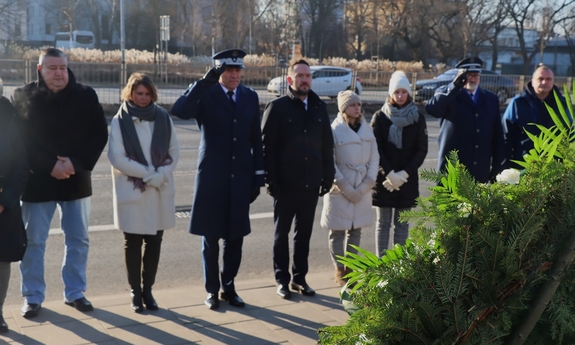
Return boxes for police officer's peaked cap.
[213,49,246,69]
[455,57,483,73]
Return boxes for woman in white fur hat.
[320,90,379,286]
[370,71,428,257]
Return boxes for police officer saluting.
[172,49,264,310]
[425,57,505,183]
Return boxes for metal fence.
[1,59,571,106]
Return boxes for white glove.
[397,170,409,180]
[383,179,398,192]
[143,172,165,188]
[386,170,407,188]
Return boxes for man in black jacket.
[262,59,334,299]
[12,48,108,318]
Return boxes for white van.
[54,30,95,49]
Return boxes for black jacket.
[371,107,428,208]
[12,69,108,202]
[262,87,334,191]
[0,96,29,262]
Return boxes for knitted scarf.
[382,101,419,149]
[118,101,173,191]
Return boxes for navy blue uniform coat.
[171,81,264,240]
[426,84,505,183]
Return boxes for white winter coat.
[320,113,379,230]
[108,111,179,234]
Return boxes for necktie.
[227,91,235,107]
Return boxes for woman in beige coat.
[108,72,179,312]
[320,91,379,286]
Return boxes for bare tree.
[343,0,373,60]
[504,0,575,74]
[0,0,23,42]
[300,0,343,59]
[372,0,435,62]
[257,0,296,60]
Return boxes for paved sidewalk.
[0,272,348,345]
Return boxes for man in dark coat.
[171,49,264,310]
[12,48,108,318]
[0,77,29,332]
[262,59,334,300]
[425,57,505,183]
[502,64,571,169]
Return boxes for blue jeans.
[375,206,410,257]
[20,198,90,304]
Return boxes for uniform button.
[476,129,480,133]
[305,157,308,160]
[232,156,236,160]
[305,184,308,188]
[234,119,237,122]
[304,130,307,133]
[473,162,477,165]
[475,145,479,148]
[475,113,479,117]
[233,137,237,141]
[231,174,235,178]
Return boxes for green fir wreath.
[318,83,575,345]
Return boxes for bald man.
[502,65,571,169]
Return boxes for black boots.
[130,289,143,313]
[142,287,158,310]
[0,315,8,333]
[130,287,158,312]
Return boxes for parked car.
[54,30,96,49]
[267,66,362,98]
[414,69,517,105]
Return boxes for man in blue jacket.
[502,64,570,168]
[426,57,505,183]
[171,49,264,310]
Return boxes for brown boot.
[334,267,347,286]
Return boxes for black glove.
[267,183,280,199]
[250,187,260,203]
[319,180,333,197]
[201,62,227,86]
[453,72,468,89]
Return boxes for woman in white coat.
[320,91,379,286]
[108,72,179,312]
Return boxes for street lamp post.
[120,0,126,99]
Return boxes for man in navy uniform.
[172,49,264,310]
[425,57,505,183]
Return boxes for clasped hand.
[51,156,75,180]
[383,170,409,192]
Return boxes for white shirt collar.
[220,84,237,100]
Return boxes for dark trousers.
[124,231,164,291]
[202,236,243,294]
[273,189,319,285]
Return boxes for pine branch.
[507,226,575,344]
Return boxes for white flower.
[496,168,521,185]
[458,202,472,217]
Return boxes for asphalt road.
[4,115,439,307]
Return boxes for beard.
[292,84,310,96]
[465,83,478,92]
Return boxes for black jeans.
[123,230,164,290]
[273,189,319,285]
